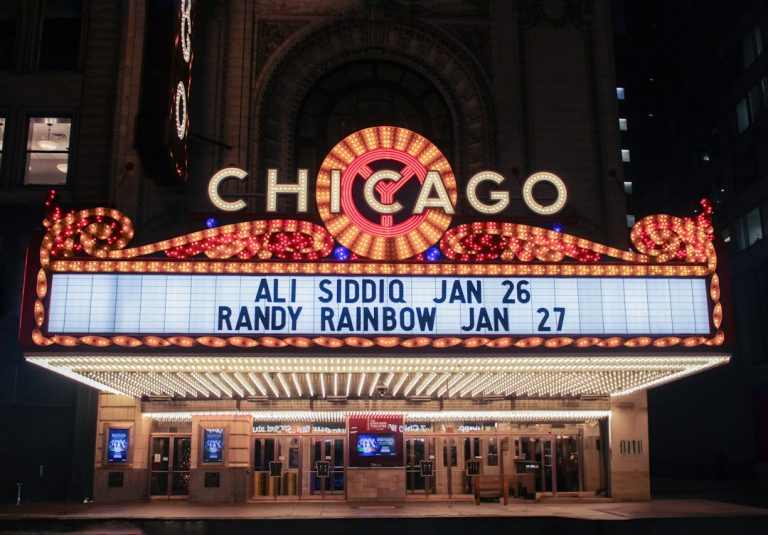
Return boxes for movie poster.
[107,428,129,463]
[203,428,224,463]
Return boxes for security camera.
[375,383,388,397]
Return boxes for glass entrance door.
[517,436,555,493]
[441,436,459,496]
[309,437,345,496]
[252,437,300,497]
[252,437,275,497]
[462,435,483,494]
[405,437,436,494]
[556,435,583,492]
[149,435,191,498]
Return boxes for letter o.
[175,81,187,140]
[522,171,568,215]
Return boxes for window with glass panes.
[37,0,82,70]
[25,117,71,185]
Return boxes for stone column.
[189,415,251,503]
[92,393,150,503]
[609,390,650,500]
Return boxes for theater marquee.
[47,274,710,337]
[22,126,725,352]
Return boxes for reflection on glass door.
[149,435,191,498]
[405,437,436,494]
[310,437,345,495]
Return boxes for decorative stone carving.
[253,10,497,179]
[254,20,311,75]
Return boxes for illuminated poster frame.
[106,428,129,463]
[202,428,224,463]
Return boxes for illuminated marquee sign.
[23,127,725,353]
[208,126,567,259]
[46,274,710,337]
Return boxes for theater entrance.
[405,437,436,494]
[148,435,191,499]
[427,432,589,499]
[251,436,300,498]
[307,436,346,497]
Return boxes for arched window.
[295,60,454,179]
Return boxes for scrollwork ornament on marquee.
[438,199,716,268]
[629,198,717,272]
[40,190,135,266]
[40,190,333,264]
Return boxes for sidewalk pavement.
[1,497,766,521]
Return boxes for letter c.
[208,167,248,212]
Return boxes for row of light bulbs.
[141,409,612,423]
[25,354,729,400]
[30,354,731,371]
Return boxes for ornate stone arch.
[252,10,497,191]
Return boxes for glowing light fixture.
[142,409,612,423]
[24,354,730,400]
[425,246,441,262]
[334,245,350,261]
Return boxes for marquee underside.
[25,354,729,400]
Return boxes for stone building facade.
[3,0,725,503]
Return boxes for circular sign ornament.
[317,126,457,260]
